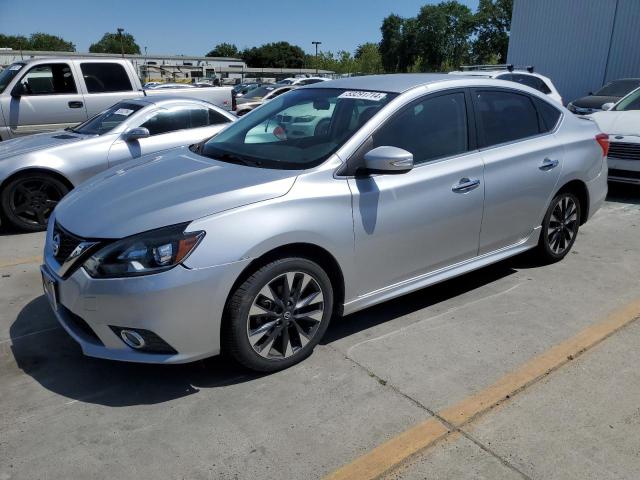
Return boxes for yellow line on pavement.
[323,298,640,480]
[0,255,42,269]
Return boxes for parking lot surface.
[1,184,639,480]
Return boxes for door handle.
[539,158,559,171]
[68,101,83,109]
[452,177,480,193]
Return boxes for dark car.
[568,78,640,115]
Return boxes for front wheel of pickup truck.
[1,173,69,232]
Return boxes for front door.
[348,90,485,297]
[2,62,87,137]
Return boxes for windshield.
[201,88,397,170]
[243,85,279,100]
[595,79,640,97]
[0,63,25,93]
[614,88,640,111]
[70,102,144,135]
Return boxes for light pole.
[117,28,125,58]
[144,46,148,82]
[312,41,322,74]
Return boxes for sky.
[0,0,479,57]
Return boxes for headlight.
[83,223,204,278]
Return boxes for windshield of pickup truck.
[201,88,397,170]
[242,85,278,100]
[69,102,144,135]
[0,63,24,93]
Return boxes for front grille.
[608,142,640,161]
[53,223,84,263]
[609,168,640,180]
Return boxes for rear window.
[595,79,640,97]
[80,62,133,93]
[475,90,540,147]
[535,98,562,132]
[498,73,552,95]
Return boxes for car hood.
[590,111,640,136]
[55,146,299,239]
[571,95,619,109]
[0,130,92,160]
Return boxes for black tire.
[222,257,334,372]
[534,191,581,264]
[1,173,69,232]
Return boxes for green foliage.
[241,42,306,68]
[89,32,141,55]
[206,43,239,58]
[380,0,513,72]
[0,33,75,51]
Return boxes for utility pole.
[312,41,322,74]
[144,46,148,82]
[117,28,125,58]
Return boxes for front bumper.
[608,157,640,184]
[41,250,250,364]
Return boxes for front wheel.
[534,191,581,263]
[222,257,333,372]
[1,173,69,232]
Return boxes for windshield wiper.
[64,127,80,134]
[210,152,262,167]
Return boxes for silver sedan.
[43,75,608,371]
[0,96,235,231]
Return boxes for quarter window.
[372,92,469,165]
[20,63,77,95]
[80,63,133,93]
[475,90,540,147]
[534,98,562,132]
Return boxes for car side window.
[80,63,133,93]
[475,90,540,147]
[371,92,469,165]
[140,106,227,135]
[534,98,562,132]
[19,63,77,95]
[208,109,231,124]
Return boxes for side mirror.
[601,102,615,111]
[10,82,26,98]
[122,127,150,142]
[362,146,414,174]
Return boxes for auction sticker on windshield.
[114,108,134,116]
[338,91,387,101]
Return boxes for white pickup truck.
[0,57,235,140]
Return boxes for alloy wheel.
[8,177,65,228]
[547,195,578,255]
[246,271,324,359]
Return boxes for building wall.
[507,0,640,103]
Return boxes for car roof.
[118,95,213,108]
[305,74,459,93]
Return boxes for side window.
[372,92,468,165]
[534,98,562,132]
[80,63,133,93]
[475,90,540,147]
[20,63,77,95]
[208,109,231,124]
[140,109,189,135]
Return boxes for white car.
[590,87,640,184]
[277,77,330,86]
[449,68,562,105]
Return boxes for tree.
[472,0,513,64]
[0,33,75,51]
[379,14,404,73]
[354,43,383,74]
[206,42,239,58]
[89,32,141,55]
[241,42,305,68]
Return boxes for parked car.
[276,77,330,86]
[42,74,608,372]
[0,57,234,140]
[0,96,235,231]
[449,67,562,104]
[234,84,297,116]
[234,82,266,97]
[567,78,640,115]
[143,81,162,89]
[589,87,640,184]
[148,82,197,89]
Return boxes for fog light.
[120,329,146,349]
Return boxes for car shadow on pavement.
[10,296,264,408]
[606,183,640,205]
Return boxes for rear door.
[1,62,87,136]
[107,104,232,167]
[78,62,140,117]
[473,88,564,254]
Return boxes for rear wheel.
[534,191,581,263]
[1,173,69,232]
[223,257,333,372]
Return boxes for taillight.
[595,133,609,157]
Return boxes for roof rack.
[459,64,535,73]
